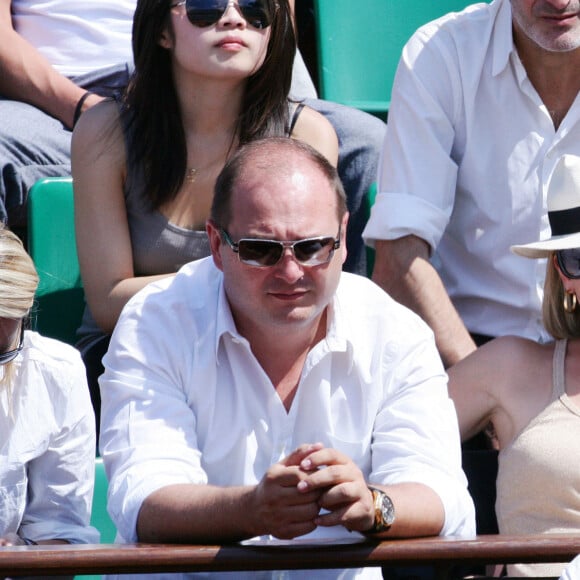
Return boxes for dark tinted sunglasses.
[170,0,275,29]
[556,248,580,279]
[220,228,341,267]
[0,323,24,366]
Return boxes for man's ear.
[339,212,349,266]
[206,220,224,272]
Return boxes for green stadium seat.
[313,0,488,119]
[27,177,84,346]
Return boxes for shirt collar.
[491,0,517,77]
[214,273,244,358]
[212,274,355,371]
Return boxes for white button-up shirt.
[363,0,580,341]
[0,331,98,544]
[100,257,475,579]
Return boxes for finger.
[318,481,372,512]
[297,463,350,493]
[299,447,349,472]
[315,499,373,532]
[280,443,324,467]
[272,520,318,540]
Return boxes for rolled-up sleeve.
[370,318,475,538]
[100,297,209,542]
[363,25,462,251]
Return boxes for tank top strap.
[552,339,568,398]
[288,102,306,135]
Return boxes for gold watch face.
[371,487,395,531]
[379,493,395,527]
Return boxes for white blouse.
[0,331,98,544]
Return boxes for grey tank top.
[77,101,303,347]
[76,131,210,347]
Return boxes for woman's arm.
[447,336,550,447]
[72,102,172,334]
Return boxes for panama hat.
[512,154,580,258]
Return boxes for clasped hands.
[252,442,375,540]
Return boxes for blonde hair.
[543,252,580,339]
[0,226,39,389]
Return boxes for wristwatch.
[366,486,395,533]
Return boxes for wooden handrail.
[0,535,578,576]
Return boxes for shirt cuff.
[362,191,449,251]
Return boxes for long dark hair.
[122,0,295,209]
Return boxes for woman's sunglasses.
[557,248,580,279]
[220,228,341,268]
[0,323,24,366]
[170,0,275,29]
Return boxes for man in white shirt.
[99,137,474,580]
[363,0,580,368]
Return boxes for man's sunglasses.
[0,323,24,366]
[170,0,275,29]
[556,248,580,279]
[220,228,341,268]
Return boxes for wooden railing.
[0,535,579,578]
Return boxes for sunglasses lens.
[185,0,272,28]
[238,240,282,266]
[294,237,335,265]
[558,249,580,279]
[239,0,272,28]
[185,0,223,27]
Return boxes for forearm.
[136,484,261,543]
[87,274,175,334]
[373,237,476,367]
[0,31,99,127]
[370,483,444,538]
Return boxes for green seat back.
[91,458,116,544]
[27,177,84,346]
[365,182,377,278]
[76,458,117,580]
[313,0,487,118]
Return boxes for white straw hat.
[512,154,580,258]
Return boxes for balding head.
[210,138,347,229]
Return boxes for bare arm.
[372,236,476,367]
[137,445,324,543]
[447,348,500,443]
[0,0,103,128]
[72,103,172,334]
[448,336,553,447]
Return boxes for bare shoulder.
[71,100,125,170]
[449,336,555,445]
[449,335,554,401]
[456,336,550,383]
[290,104,339,166]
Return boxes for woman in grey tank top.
[71,0,338,436]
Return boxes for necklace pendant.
[187,168,198,184]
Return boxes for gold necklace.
[186,167,199,184]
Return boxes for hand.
[0,533,26,546]
[251,443,324,539]
[296,447,375,533]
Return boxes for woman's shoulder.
[72,98,124,157]
[22,331,84,373]
[289,102,339,166]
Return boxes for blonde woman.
[0,226,98,547]
[449,155,580,578]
